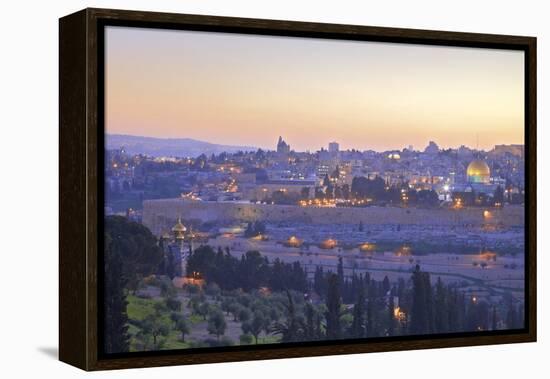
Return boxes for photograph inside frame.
[102,26,526,354]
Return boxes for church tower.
[171,218,188,276]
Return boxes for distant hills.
[106,134,257,158]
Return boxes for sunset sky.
[105,26,524,152]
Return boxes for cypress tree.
[410,265,432,335]
[366,279,377,337]
[314,266,326,297]
[325,274,342,339]
[304,302,320,340]
[271,290,301,342]
[434,277,449,333]
[104,236,130,353]
[382,276,390,294]
[387,294,396,336]
[350,282,366,338]
[337,257,345,289]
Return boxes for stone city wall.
[142,198,524,236]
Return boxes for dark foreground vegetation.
[104,216,524,353]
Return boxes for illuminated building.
[160,218,196,280]
[316,163,331,179]
[466,159,491,184]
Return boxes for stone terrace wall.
[142,199,524,236]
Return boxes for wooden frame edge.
[59,8,88,370]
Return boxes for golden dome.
[171,218,187,233]
[466,159,490,184]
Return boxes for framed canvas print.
[59,8,536,371]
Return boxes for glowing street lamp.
[320,238,337,249]
[286,235,303,248]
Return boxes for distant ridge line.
[106,133,258,158]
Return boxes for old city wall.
[142,199,524,235]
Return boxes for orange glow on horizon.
[106,27,524,152]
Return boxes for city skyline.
[107,132,522,155]
[105,26,524,152]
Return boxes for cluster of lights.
[393,306,406,322]
[359,242,376,252]
[401,189,409,203]
[217,165,238,173]
[110,160,134,169]
[225,178,238,193]
[299,198,336,207]
[153,156,179,163]
[181,192,202,201]
[185,271,204,285]
[343,198,372,206]
[395,245,412,257]
[453,198,463,209]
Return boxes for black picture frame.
[59,8,537,371]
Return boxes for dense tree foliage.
[271,291,303,342]
[325,274,342,339]
[410,264,433,334]
[103,216,165,353]
[207,310,227,340]
[116,236,521,350]
[105,216,164,291]
[351,176,386,200]
[103,234,129,353]
[186,246,308,292]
